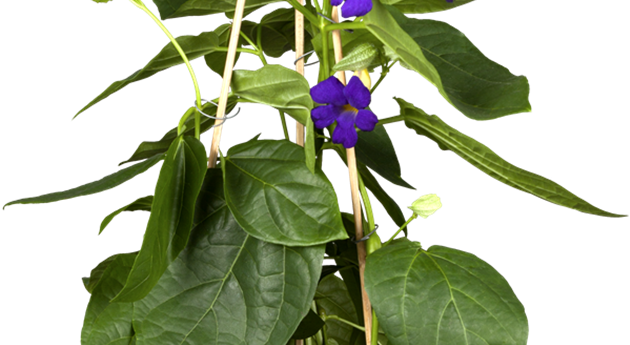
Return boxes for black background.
[0,0,630,341]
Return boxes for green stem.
[130,0,202,137]
[377,115,404,126]
[325,315,366,332]
[383,215,416,247]
[287,0,320,25]
[320,22,331,78]
[312,0,322,14]
[177,107,196,135]
[323,22,367,33]
[358,175,374,232]
[214,47,259,55]
[370,62,395,94]
[279,111,290,140]
[239,30,267,65]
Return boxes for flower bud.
[408,194,442,219]
[353,69,372,89]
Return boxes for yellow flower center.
[343,104,358,113]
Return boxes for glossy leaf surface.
[4,154,163,209]
[316,275,363,345]
[356,125,413,189]
[398,98,625,217]
[100,196,153,234]
[152,0,281,19]
[292,309,326,339]
[364,4,530,120]
[81,253,137,345]
[365,239,528,345]
[76,32,219,116]
[204,24,243,76]
[223,140,347,246]
[133,168,324,344]
[232,65,313,125]
[114,136,207,302]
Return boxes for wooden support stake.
[295,0,306,147]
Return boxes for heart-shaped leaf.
[365,239,528,345]
[132,168,324,344]
[222,139,348,246]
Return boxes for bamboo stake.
[331,7,372,344]
[207,0,248,168]
[295,4,306,345]
[295,0,306,147]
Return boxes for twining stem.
[215,47,259,55]
[130,0,202,138]
[207,0,248,167]
[279,111,290,140]
[287,0,320,25]
[239,31,268,65]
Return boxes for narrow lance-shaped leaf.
[381,0,476,15]
[4,153,163,209]
[99,196,153,234]
[76,32,220,117]
[397,97,625,217]
[132,168,324,345]
[120,98,237,165]
[365,239,528,345]
[113,136,207,302]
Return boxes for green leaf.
[232,65,313,125]
[333,43,380,72]
[382,0,475,14]
[363,3,530,120]
[120,98,237,165]
[316,275,363,345]
[132,168,324,344]
[204,24,244,76]
[4,154,163,209]
[152,0,281,19]
[305,116,316,173]
[222,139,348,246]
[356,125,413,189]
[251,8,314,58]
[76,32,220,117]
[81,252,137,345]
[292,309,326,339]
[83,254,119,294]
[313,29,387,73]
[365,239,528,345]
[333,147,408,234]
[398,97,626,217]
[113,136,207,302]
[99,196,153,234]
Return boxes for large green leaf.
[363,4,530,120]
[132,168,324,344]
[76,32,220,117]
[120,98,237,165]
[222,139,348,246]
[232,65,313,125]
[292,309,326,340]
[81,252,137,345]
[382,0,475,14]
[249,8,314,58]
[82,255,119,294]
[4,154,163,209]
[365,239,528,345]
[356,125,413,189]
[114,136,207,302]
[398,98,625,217]
[99,196,153,234]
[316,275,363,345]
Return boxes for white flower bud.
[407,193,444,219]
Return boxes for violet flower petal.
[344,76,371,109]
[333,124,359,148]
[310,76,347,106]
[355,109,378,131]
[331,0,343,6]
[341,0,373,18]
[311,104,342,129]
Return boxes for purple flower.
[331,0,373,18]
[446,0,454,2]
[310,76,378,148]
